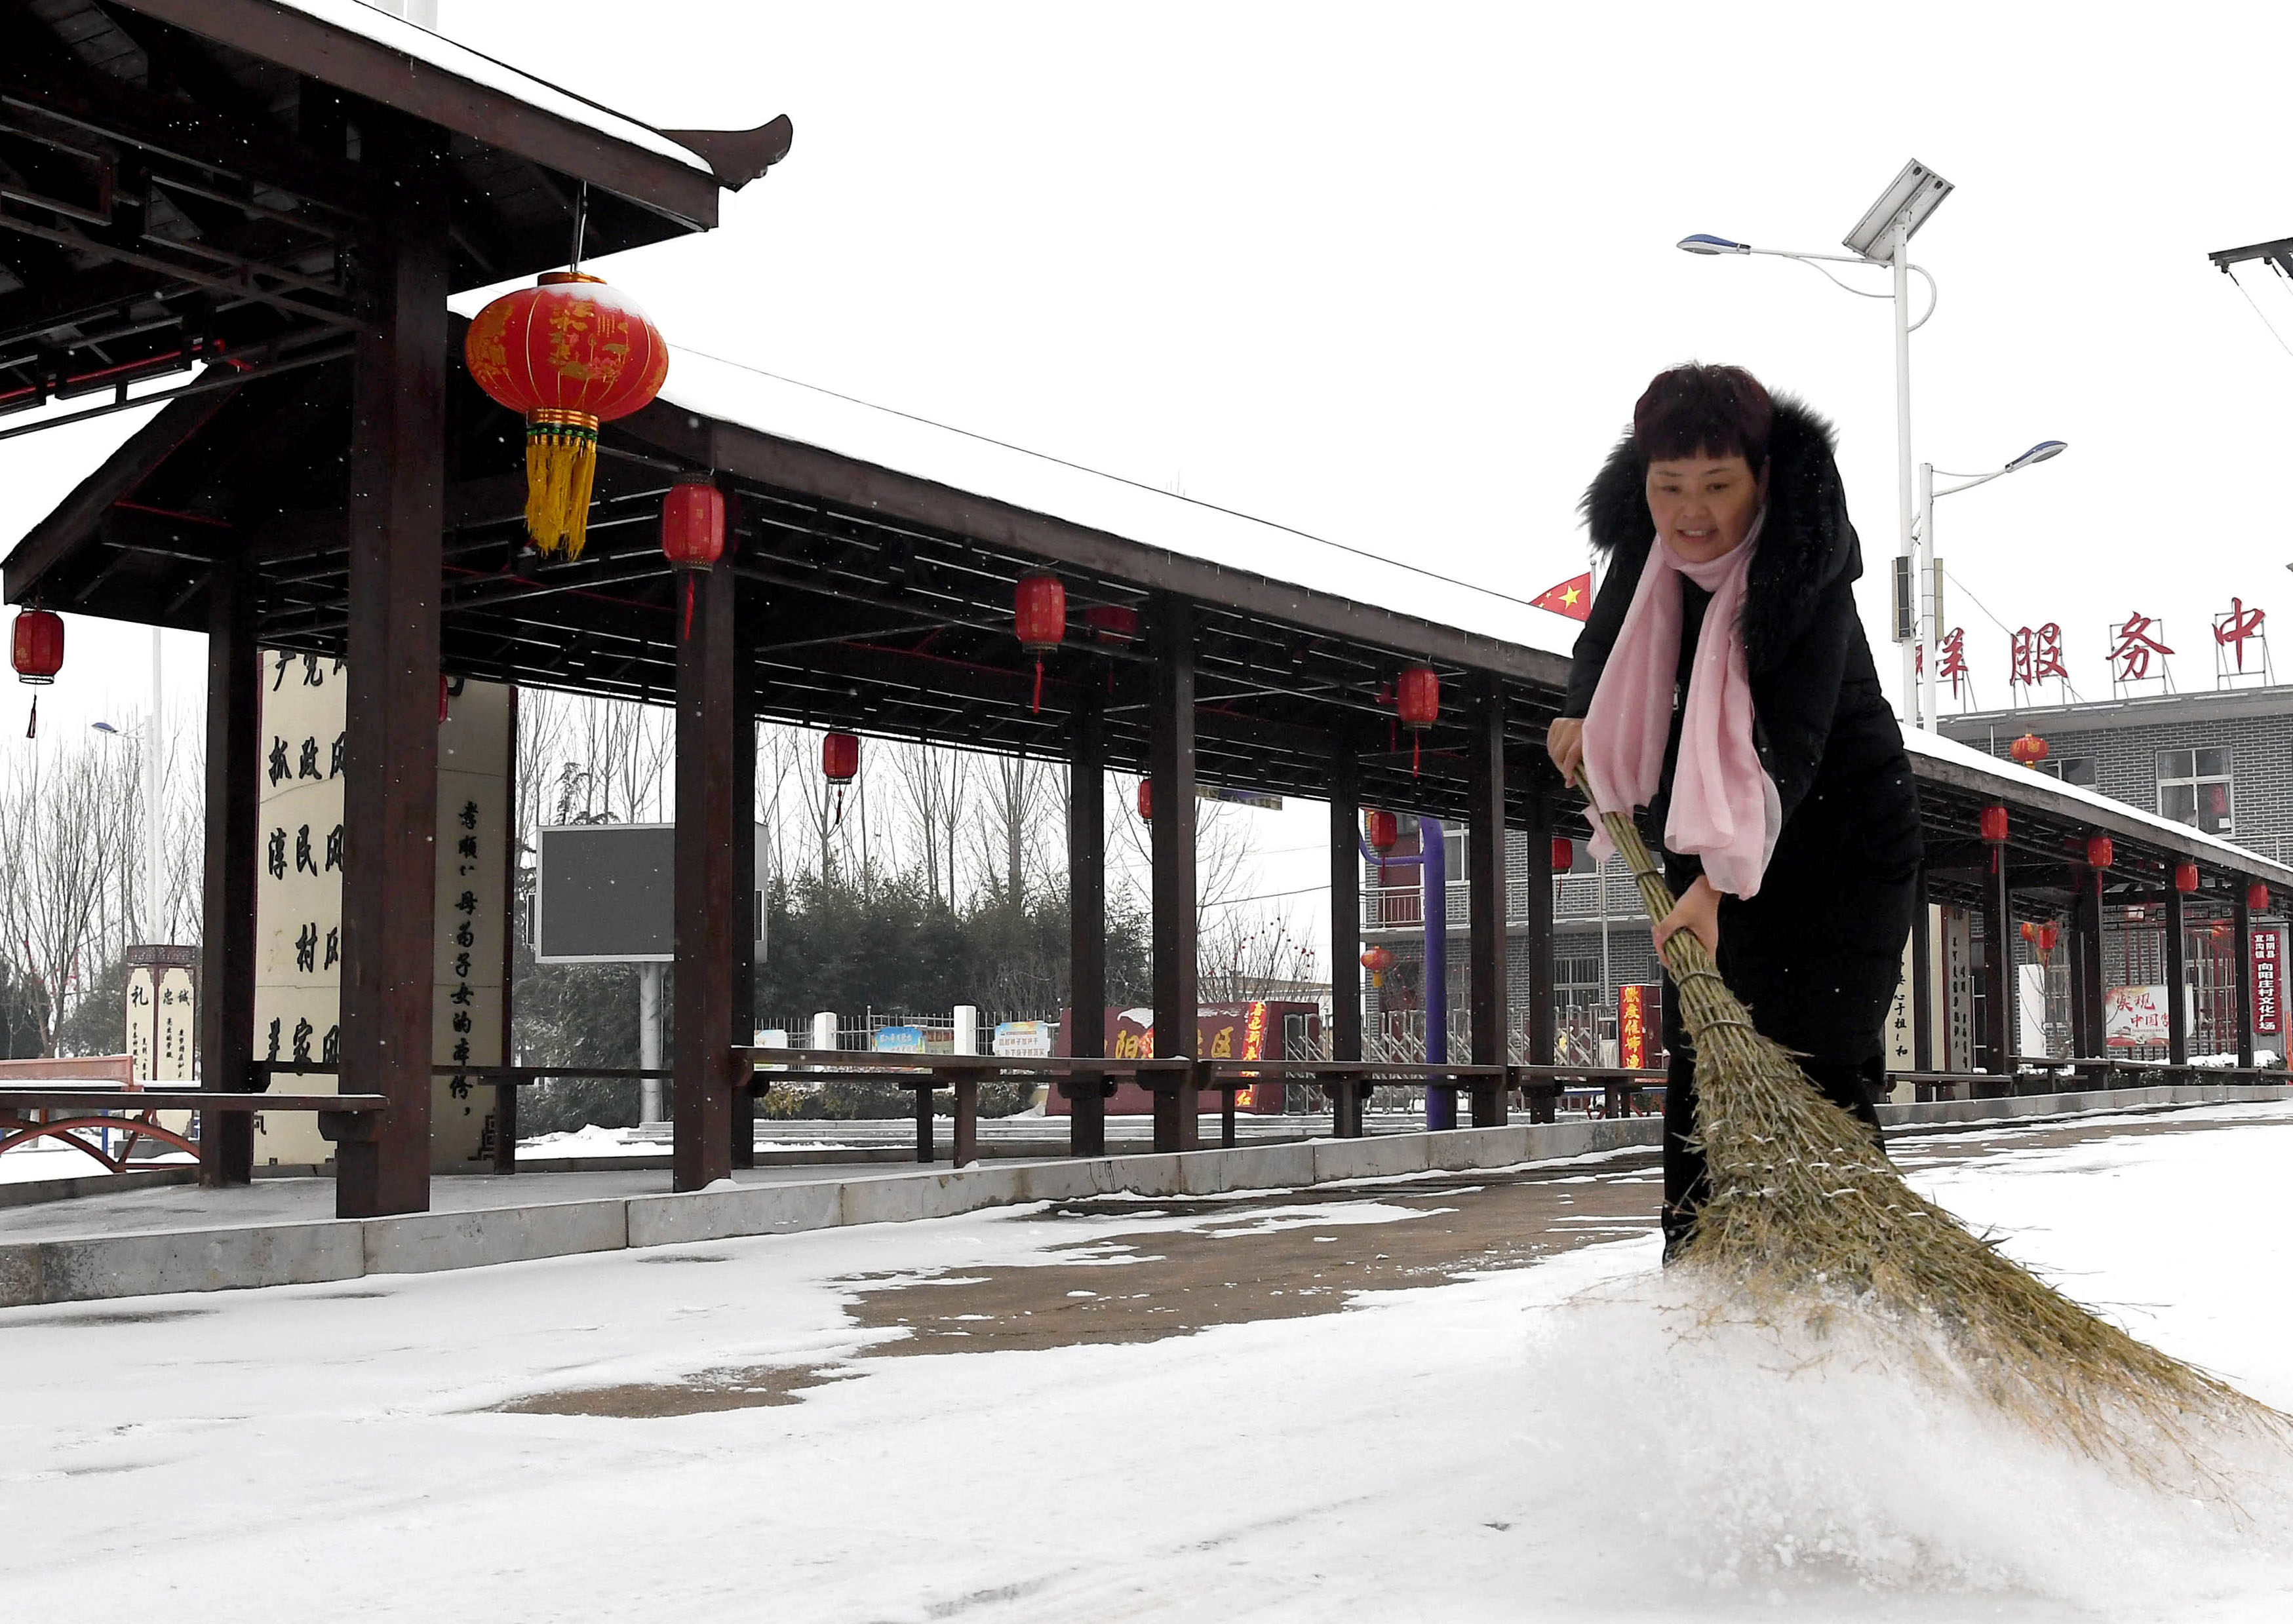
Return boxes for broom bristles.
[1586,789,2290,1492]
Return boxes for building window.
[2041,756,2096,788]
[2156,747,2233,836]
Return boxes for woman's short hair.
[1632,364,1774,469]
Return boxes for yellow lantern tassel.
[525,410,601,558]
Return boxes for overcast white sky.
[6,0,2293,963]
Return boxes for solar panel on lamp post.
[1677,159,1955,726]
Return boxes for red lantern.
[2039,922,2059,956]
[12,609,60,739]
[1136,779,1153,823]
[1361,944,1396,988]
[2174,861,2199,895]
[2250,882,2271,914]
[2085,836,2113,871]
[1365,809,1398,855]
[1013,574,1066,714]
[1394,665,1439,776]
[2008,733,2049,768]
[464,271,671,558]
[822,731,859,824]
[2020,920,2037,945]
[1550,836,1574,874]
[1084,604,1139,644]
[660,474,726,640]
[1980,805,2009,844]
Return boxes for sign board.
[2106,984,2172,1049]
[872,1025,927,1054]
[125,944,197,1085]
[992,1020,1053,1058]
[2254,929,2283,1037]
[2017,964,2050,1059]
[1049,1003,1313,1115]
[1199,785,1283,812]
[1617,984,1659,1070]
[1943,906,1974,1070]
[534,822,766,963]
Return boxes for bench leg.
[1066,1075,1107,1159]
[915,1086,935,1163]
[1221,1088,1237,1148]
[953,1079,978,1169]
[1470,1079,1506,1127]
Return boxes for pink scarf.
[1582,513,1781,899]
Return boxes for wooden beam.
[672,559,736,1190]
[1981,847,2011,1075]
[2071,865,2105,1060]
[729,577,758,1171]
[1148,593,1198,1152]
[1466,676,1508,1126]
[1067,680,1107,1158]
[1524,788,1556,1122]
[196,547,258,1186]
[2165,883,2189,1066]
[336,142,448,1218]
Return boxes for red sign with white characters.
[2253,930,2282,1037]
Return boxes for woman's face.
[1646,450,1763,564]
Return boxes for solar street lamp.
[1679,159,1954,723]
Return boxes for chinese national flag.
[1532,571,1593,621]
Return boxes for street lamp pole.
[1914,441,2068,729]
[1890,214,1918,722]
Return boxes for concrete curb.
[3,1085,2281,1309]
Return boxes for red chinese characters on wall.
[2216,598,2266,670]
[1936,627,1969,697]
[1617,983,1661,1071]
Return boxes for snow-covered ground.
[4,1106,2291,1621]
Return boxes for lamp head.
[90,721,118,735]
[1676,233,1749,256]
[2007,440,2068,471]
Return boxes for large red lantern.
[2085,836,2113,871]
[13,609,60,738]
[1394,665,1439,776]
[1550,836,1575,874]
[1013,574,1065,714]
[2250,882,2272,914]
[822,731,859,824]
[1364,808,1398,883]
[660,474,726,640]
[464,271,671,558]
[1136,779,1153,823]
[2008,733,2049,769]
[1361,944,1396,988]
[1980,805,2009,844]
[2174,861,2199,895]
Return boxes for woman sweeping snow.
[1545,363,1922,1255]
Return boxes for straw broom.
[1582,781,2292,1490]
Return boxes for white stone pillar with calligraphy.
[250,652,511,1171]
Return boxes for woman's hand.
[1546,716,1585,784]
[1653,874,1721,957]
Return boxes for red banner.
[1531,572,1593,621]
[1618,983,1660,1070]
[2254,931,2282,1037]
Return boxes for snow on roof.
[281,1,710,174]
[652,346,1580,661]
[1902,725,2289,880]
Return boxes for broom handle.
[1572,772,1750,1054]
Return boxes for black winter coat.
[1561,398,1922,1062]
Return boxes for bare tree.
[973,753,1049,904]
[892,741,970,906]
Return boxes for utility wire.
[2224,265,2293,362]
[671,341,1561,615]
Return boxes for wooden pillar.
[1911,867,1934,1073]
[1067,684,1107,1157]
[1980,845,2011,1075]
[1465,678,1508,1126]
[671,559,737,1191]
[729,596,758,1170]
[2235,883,2256,1068]
[1328,743,1361,1129]
[338,141,449,1220]
[493,686,521,1176]
[1525,789,1556,1123]
[1148,594,1199,1152]
[2071,864,2105,1061]
[2165,884,2189,1067]
[197,552,260,1187]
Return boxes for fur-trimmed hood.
[1578,396,1860,674]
